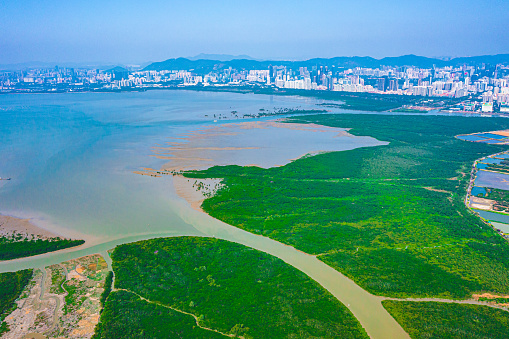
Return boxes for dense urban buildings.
[1,57,509,113]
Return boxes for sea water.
[0,90,384,266]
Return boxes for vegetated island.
[93,236,368,339]
[0,215,84,261]
[0,215,85,260]
[182,114,509,299]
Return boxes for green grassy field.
[382,300,509,339]
[95,237,368,339]
[184,114,509,298]
[0,270,33,335]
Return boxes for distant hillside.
[143,54,509,73]
[187,53,256,61]
[449,54,509,66]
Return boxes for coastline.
[172,176,222,212]
[158,119,365,212]
[154,120,376,172]
[0,214,62,240]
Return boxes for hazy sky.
[1,0,508,64]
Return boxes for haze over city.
[1,0,508,65]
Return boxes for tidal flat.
[0,90,381,270]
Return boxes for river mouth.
[0,90,384,264]
[0,90,411,338]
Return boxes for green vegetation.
[93,290,225,339]
[95,237,368,339]
[485,188,509,204]
[482,187,509,212]
[0,237,84,261]
[0,270,33,335]
[49,265,66,294]
[382,300,509,339]
[478,297,509,304]
[63,284,82,315]
[245,108,328,118]
[185,114,509,298]
[391,108,429,113]
[100,271,113,308]
[176,86,451,111]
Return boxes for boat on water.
[0,177,11,180]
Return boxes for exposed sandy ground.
[2,255,108,339]
[490,130,509,137]
[232,120,353,134]
[155,120,354,172]
[0,214,60,240]
[172,176,223,212]
[472,293,509,307]
[469,196,496,210]
[134,119,364,213]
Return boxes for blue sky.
[1,0,508,64]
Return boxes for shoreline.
[172,176,222,213]
[155,119,374,172]
[0,214,63,240]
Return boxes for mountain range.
[144,54,509,73]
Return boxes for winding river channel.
[0,90,408,338]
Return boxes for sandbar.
[0,214,60,240]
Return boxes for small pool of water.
[458,135,489,142]
[471,186,487,196]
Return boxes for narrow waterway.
[0,192,409,338]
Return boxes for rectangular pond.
[490,221,509,234]
[477,133,509,140]
[457,135,490,142]
[477,210,509,224]
[480,158,503,165]
[475,170,509,190]
[480,139,505,144]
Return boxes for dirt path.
[383,296,509,311]
[116,288,238,338]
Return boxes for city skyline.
[1,0,508,64]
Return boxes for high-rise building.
[389,79,398,91]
